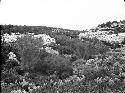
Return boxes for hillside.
[1,20,125,93]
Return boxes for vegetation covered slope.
[1,20,125,93]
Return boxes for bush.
[70,38,109,60]
[71,41,95,60]
[94,40,109,54]
[71,54,125,92]
[14,66,25,76]
[3,60,20,70]
[1,41,13,65]
[57,46,74,55]
[39,48,51,60]
[54,35,72,46]
[13,34,44,69]
[1,39,21,73]
[33,62,51,75]
[33,55,73,79]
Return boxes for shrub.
[3,60,20,70]
[33,61,51,75]
[51,35,84,55]
[94,40,109,54]
[13,34,44,69]
[33,55,73,79]
[57,46,74,55]
[54,35,70,45]
[39,48,51,60]
[1,41,13,65]
[1,67,20,84]
[1,39,21,74]
[14,66,25,76]
[70,38,109,60]
[73,54,125,92]
[3,75,19,84]
[71,41,96,60]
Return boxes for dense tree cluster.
[97,20,125,33]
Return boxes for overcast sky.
[0,0,125,30]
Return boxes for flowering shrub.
[1,40,21,69]
[45,47,59,55]
[1,33,24,43]
[79,31,125,44]
[34,34,56,46]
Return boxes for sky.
[0,0,125,30]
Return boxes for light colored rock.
[78,31,125,44]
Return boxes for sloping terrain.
[1,20,125,93]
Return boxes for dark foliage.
[1,42,12,65]
[14,66,25,76]
[1,69,20,84]
[21,85,29,92]
[39,49,51,60]
[70,55,78,62]
[32,55,73,79]
[1,25,81,37]
[57,46,74,55]
[70,39,109,60]
[33,62,51,75]
[57,66,73,79]
[4,76,17,84]
[98,20,125,33]
[3,60,20,70]
[1,39,21,67]
[121,38,125,44]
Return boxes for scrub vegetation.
[1,20,125,93]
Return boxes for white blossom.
[8,52,17,60]
[2,33,56,46]
[34,34,56,45]
[20,79,29,86]
[11,89,22,93]
[78,31,125,44]
[45,47,59,55]
[2,33,24,43]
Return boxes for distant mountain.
[1,20,124,36]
